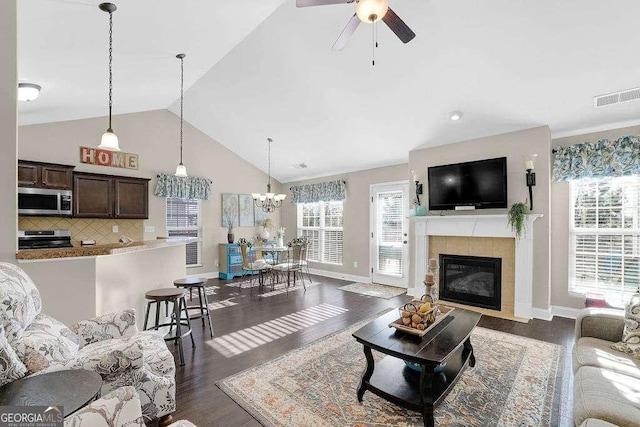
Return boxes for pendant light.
[252,138,287,213]
[98,3,120,151]
[174,54,188,177]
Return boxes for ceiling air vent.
[594,87,640,108]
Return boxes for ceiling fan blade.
[297,0,354,7]
[332,13,360,51]
[382,7,416,44]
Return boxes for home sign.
[80,146,138,170]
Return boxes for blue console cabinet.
[218,243,256,280]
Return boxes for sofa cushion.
[13,313,79,375]
[574,366,640,427]
[574,336,640,378]
[0,262,42,343]
[63,386,144,427]
[0,324,27,387]
[611,292,640,359]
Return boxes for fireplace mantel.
[412,214,542,319]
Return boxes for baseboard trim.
[308,268,370,284]
[550,305,582,319]
[188,271,218,280]
[531,307,553,321]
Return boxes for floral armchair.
[0,262,176,422]
[64,386,195,427]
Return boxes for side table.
[0,369,102,417]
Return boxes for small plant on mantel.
[508,201,528,240]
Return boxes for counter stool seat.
[173,277,214,338]
[143,287,194,366]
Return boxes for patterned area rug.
[338,282,407,299]
[218,320,563,426]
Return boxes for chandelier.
[252,137,287,213]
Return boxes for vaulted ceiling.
[18,0,640,182]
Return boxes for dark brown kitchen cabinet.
[114,177,148,219]
[73,172,149,219]
[73,174,114,218]
[18,160,74,190]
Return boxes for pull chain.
[371,21,379,66]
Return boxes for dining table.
[253,245,289,265]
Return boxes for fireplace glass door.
[439,254,502,310]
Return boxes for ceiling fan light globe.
[98,130,120,151]
[356,0,388,23]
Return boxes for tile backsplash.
[19,217,144,246]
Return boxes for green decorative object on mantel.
[508,202,529,239]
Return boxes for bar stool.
[143,288,194,366]
[173,277,214,338]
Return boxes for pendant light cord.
[267,137,272,192]
[179,56,184,164]
[107,10,113,130]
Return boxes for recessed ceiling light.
[448,111,463,121]
[18,83,42,102]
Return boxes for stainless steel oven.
[18,187,72,216]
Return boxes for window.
[166,198,202,267]
[569,176,640,297]
[297,201,344,265]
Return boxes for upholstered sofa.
[64,386,194,427]
[573,308,640,426]
[0,262,176,422]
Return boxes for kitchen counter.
[16,238,196,261]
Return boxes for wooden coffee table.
[352,307,481,427]
[0,369,102,416]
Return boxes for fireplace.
[439,254,502,311]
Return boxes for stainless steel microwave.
[18,187,72,216]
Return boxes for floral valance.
[552,136,640,182]
[154,173,212,200]
[290,180,346,204]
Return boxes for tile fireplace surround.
[412,214,542,320]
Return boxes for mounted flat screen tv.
[427,157,508,210]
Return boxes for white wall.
[0,0,18,262]
[18,110,282,275]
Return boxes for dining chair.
[272,238,306,292]
[239,242,272,291]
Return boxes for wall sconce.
[411,170,423,205]
[525,155,537,211]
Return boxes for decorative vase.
[260,228,270,240]
[409,208,416,217]
[277,236,284,247]
[227,231,234,244]
[416,205,427,216]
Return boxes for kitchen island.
[17,238,195,327]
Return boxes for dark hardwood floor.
[164,274,576,427]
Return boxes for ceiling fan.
[297,0,415,51]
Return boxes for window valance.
[154,173,212,200]
[290,180,346,204]
[552,136,640,182]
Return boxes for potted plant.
[508,202,528,239]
